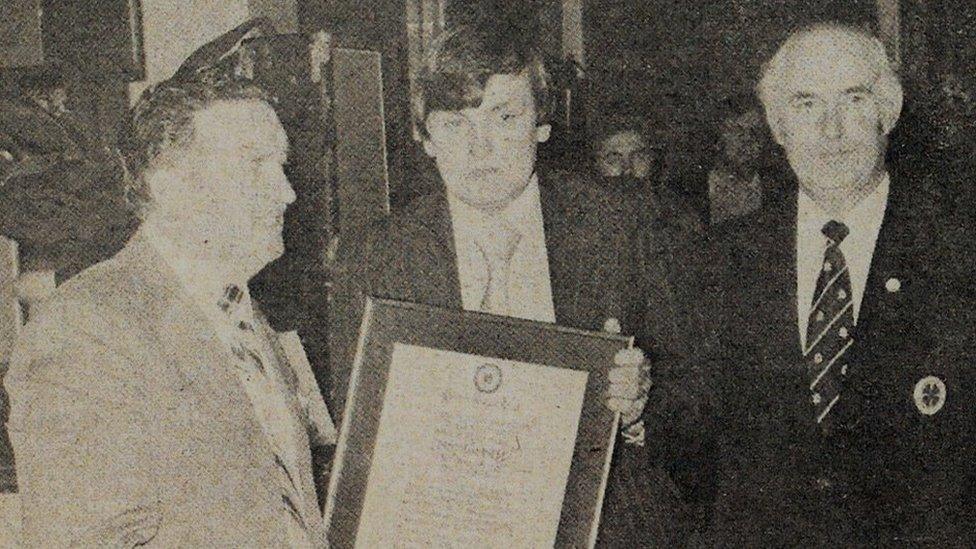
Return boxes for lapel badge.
[885,277,902,293]
[913,375,946,416]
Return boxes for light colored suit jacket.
[6,232,329,547]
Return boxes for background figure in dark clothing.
[588,110,704,256]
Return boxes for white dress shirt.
[447,175,556,323]
[796,174,890,348]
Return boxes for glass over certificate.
[324,298,629,548]
[357,344,586,547]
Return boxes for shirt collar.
[797,173,890,237]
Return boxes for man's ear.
[879,82,904,136]
[535,123,551,144]
[142,164,167,198]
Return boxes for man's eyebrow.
[247,145,289,161]
[789,92,817,100]
[488,97,528,112]
[844,85,872,95]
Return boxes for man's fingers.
[603,318,622,334]
[74,505,162,548]
[608,364,641,384]
[607,381,642,400]
[606,397,636,414]
[613,347,646,367]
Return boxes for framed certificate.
[324,297,630,548]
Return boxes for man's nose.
[820,105,845,140]
[274,167,296,204]
[467,124,494,158]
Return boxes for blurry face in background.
[770,29,892,205]
[145,100,295,277]
[595,130,652,180]
[423,73,551,213]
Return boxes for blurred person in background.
[588,110,704,254]
[706,105,773,224]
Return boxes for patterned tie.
[805,220,855,425]
[476,224,522,315]
[217,285,309,536]
[218,285,267,374]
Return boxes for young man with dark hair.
[327,23,692,544]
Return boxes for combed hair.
[756,22,903,136]
[414,23,551,139]
[117,79,269,219]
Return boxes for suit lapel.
[114,235,283,496]
[845,172,939,407]
[402,190,463,309]
[539,178,575,326]
[732,186,803,362]
[856,173,928,339]
[252,309,322,523]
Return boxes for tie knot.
[479,221,522,266]
[822,220,849,244]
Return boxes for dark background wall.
[295,0,885,213]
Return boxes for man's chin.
[453,182,530,213]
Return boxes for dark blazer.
[670,164,976,545]
[325,169,692,545]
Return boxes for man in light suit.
[325,23,692,545]
[660,23,976,545]
[5,76,333,546]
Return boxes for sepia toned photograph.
[0,0,974,546]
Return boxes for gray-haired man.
[662,22,973,545]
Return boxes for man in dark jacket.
[660,22,976,545]
[325,22,692,546]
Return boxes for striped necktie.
[804,220,854,425]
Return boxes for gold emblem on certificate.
[474,363,503,393]
[913,375,946,416]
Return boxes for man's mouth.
[467,168,498,179]
[819,149,853,159]
[263,212,285,229]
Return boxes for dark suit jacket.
[669,164,976,545]
[325,169,692,546]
